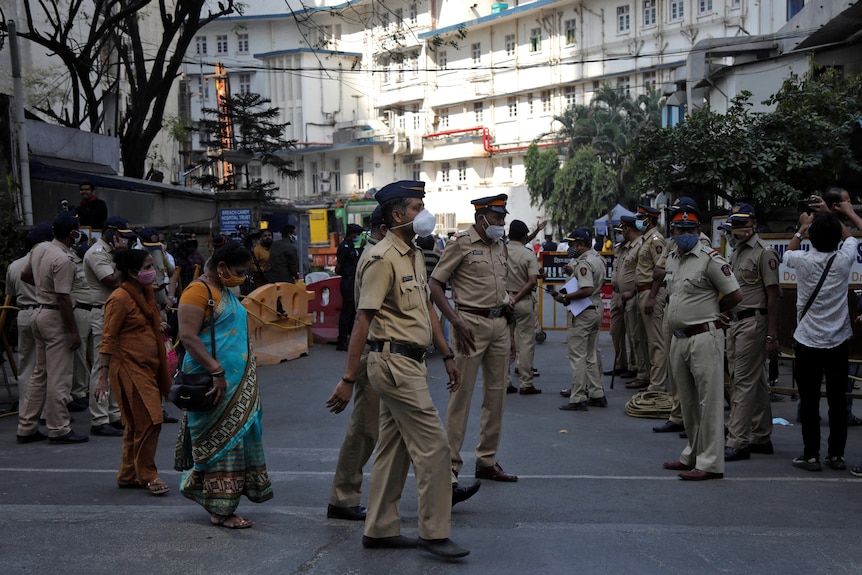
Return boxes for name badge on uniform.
[401,275,413,282]
[471,250,484,255]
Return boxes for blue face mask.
[635,219,647,232]
[567,246,579,258]
[674,231,699,252]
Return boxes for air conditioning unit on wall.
[320,182,332,194]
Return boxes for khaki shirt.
[635,225,666,285]
[354,236,378,303]
[571,248,606,308]
[619,236,642,293]
[71,250,88,304]
[357,232,432,348]
[657,232,711,268]
[505,241,540,294]
[730,233,779,310]
[26,239,77,306]
[665,244,740,330]
[431,225,508,309]
[253,244,271,273]
[611,242,626,292]
[82,238,117,305]
[5,255,38,307]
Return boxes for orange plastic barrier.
[307,276,343,344]
[242,282,314,365]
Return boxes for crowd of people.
[7,178,862,552]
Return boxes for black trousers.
[793,341,848,458]
[338,279,356,346]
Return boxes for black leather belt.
[732,308,768,321]
[75,303,104,311]
[458,306,506,318]
[672,320,725,339]
[367,340,427,363]
[38,304,60,310]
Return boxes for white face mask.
[391,208,437,237]
[482,215,505,243]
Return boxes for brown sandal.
[146,478,170,496]
[211,514,253,529]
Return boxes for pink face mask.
[136,269,157,285]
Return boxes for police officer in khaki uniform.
[607,221,637,378]
[325,206,386,521]
[6,224,53,406]
[505,219,542,394]
[618,215,651,388]
[80,217,136,437]
[430,194,518,484]
[634,205,669,393]
[556,228,607,410]
[724,203,780,460]
[16,213,88,444]
[336,181,473,558]
[661,207,742,480]
[651,197,712,434]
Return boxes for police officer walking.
[724,203,781,461]
[336,181,474,558]
[661,207,742,480]
[430,194,518,483]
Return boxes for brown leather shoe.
[518,387,542,395]
[662,460,694,471]
[679,469,723,481]
[475,462,518,482]
[625,379,649,390]
[559,388,571,397]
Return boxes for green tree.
[12,0,243,179]
[549,146,618,233]
[190,92,301,198]
[524,143,560,203]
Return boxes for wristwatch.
[766,335,777,343]
[794,232,804,240]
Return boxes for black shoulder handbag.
[168,281,217,412]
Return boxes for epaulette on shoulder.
[371,254,384,260]
[705,247,721,257]
[453,231,468,239]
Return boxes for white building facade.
[183,0,803,234]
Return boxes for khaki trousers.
[73,307,121,426]
[329,345,379,507]
[609,292,628,371]
[17,309,73,438]
[365,350,451,540]
[512,295,538,389]
[663,312,683,425]
[638,288,668,391]
[15,309,36,402]
[726,314,773,449]
[671,326,725,474]
[625,296,649,380]
[566,307,603,403]
[115,382,162,484]
[447,313,509,476]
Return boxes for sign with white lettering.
[761,233,862,288]
[220,208,252,232]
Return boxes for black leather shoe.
[452,480,481,506]
[559,401,588,411]
[518,387,542,395]
[559,388,571,397]
[603,368,626,376]
[362,535,417,549]
[653,420,685,433]
[49,431,89,444]
[91,423,124,437]
[67,397,89,412]
[619,370,638,379]
[110,420,125,430]
[506,385,518,394]
[16,430,48,444]
[328,504,367,521]
[749,441,774,454]
[724,446,751,461]
[848,415,862,427]
[587,396,608,408]
[162,410,179,424]
[417,537,470,558]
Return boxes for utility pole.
[8,20,33,225]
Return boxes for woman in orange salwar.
[96,249,172,496]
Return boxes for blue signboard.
[220,208,252,233]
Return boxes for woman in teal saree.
[175,243,273,529]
